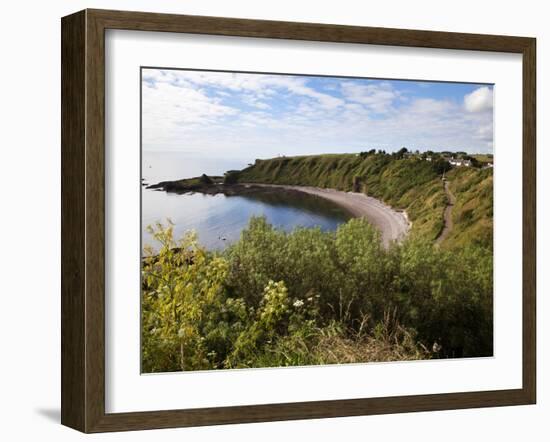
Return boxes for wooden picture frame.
[61,8,536,433]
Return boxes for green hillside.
[445,167,493,249]
[233,153,492,248]
[142,153,494,372]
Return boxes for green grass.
[141,153,494,373]
[234,153,492,248]
[148,175,224,192]
[444,167,493,249]
[237,154,446,241]
[472,154,494,164]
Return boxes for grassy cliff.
[445,167,493,249]
[234,153,492,248]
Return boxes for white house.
[449,158,472,167]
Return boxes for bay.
[142,151,352,251]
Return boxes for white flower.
[293,299,304,308]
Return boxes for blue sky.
[142,69,494,158]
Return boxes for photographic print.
[140,68,494,374]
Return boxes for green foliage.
[359,149,376,158]
[444,167,493,249]
[393,238,493,357]
[148,175,223,192]
[235,153,492,248]
[236,154,448,240]
[432,158,452,175]
[142,152,494,372]
[472,154,493,164]
[142,216,493,372]
[141,222,231,372]
[394,147,408,159]
[226,217,335,310]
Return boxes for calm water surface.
[142,152,352,251]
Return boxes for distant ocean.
[142,151,250,184]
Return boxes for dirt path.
[436,180,456,244]
[244,184,411,247]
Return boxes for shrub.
[141,216,493,373]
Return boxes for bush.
[141,217,493,372]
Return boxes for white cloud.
[242,94,271,110]
[464,86,493,113]
[144,69,344,110]
[141,69,493,155]
[276,78,344,109]
[141,78,237,149]
[341,81,399,114]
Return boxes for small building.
[449,158,472,167]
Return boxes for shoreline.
[244,183,410,246]
[146,178,411,246]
